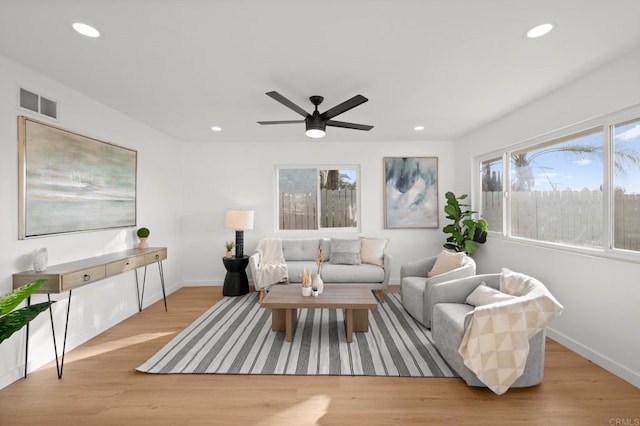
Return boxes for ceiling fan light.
[305,116,326,138]
[305,128,326,138]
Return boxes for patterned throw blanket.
[254,238,288,290]
[458,268,563,394]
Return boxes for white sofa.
[249,237,391,301]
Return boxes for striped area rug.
[137,291,456,377]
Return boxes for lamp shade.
[225,209,254,230]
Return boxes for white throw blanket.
[254,238,288,290]
[458,268,563,394]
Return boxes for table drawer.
[61,265,106,290]
[145,248,167,264]
[106,255,145,276]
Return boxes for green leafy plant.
[0,279,54,344]
[442,191,488,255]
[224,240,235,251]
[137,227,150,238]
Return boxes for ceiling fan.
[257,91,374,138]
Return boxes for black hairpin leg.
[135,261,167,312]
[135,265,148,312]
[158,261,167,312]
[48,290,72,379]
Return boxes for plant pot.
[138,237,148,249]
[225,251,233,258]
[301,286,312,297]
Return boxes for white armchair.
[400,254,476,328]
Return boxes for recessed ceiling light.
[72,22,100,38]
[414,126,425,131]
[526,23,554,39]
[211,126,222,132]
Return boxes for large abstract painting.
[18,116,137,239]
[384,157,438,228]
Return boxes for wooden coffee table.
[259,285,378,343]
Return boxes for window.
[277,166,359,230]
[477,104,640,257]
[480,157,503,233]
[510,129,604,248]
[613,118,640,251]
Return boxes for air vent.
[19,88,58,120]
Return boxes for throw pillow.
[360,238,388,267]
[427,250,466,277]
[466,282,517,306]
[329,238,361,265]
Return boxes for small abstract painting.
[384,157,438,228]
[18,116,137,239]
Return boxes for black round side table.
[222,256,250,296]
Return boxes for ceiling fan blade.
[265,91,309,118]
[321,94,368,120]
[326,120,374,131]
[257,120,305,125]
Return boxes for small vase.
[138,237,148,249]
[301,286,312,297]
[312,274,323,295]
[311,289,319,297]
[33,248,48,272]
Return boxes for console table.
[12,247,168,379]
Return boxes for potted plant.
[137,227,150,249]
[1,279,54,345]
[224,241,235,258]
[442,191,488,255]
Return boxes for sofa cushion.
[282,238,321,261]
[360,238,388,267]
[321,263,384,283]
[285,261,385,284]
[466,282,516,307]
[427,250,466,277]
[329,238,361,265]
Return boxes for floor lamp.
[225,209,254,258]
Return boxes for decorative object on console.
[384,157,438,229]
[18,116,137,239]
[33,247,48,272]
[224,240,235,258]
[442,191,487,254]
[225,209,254,258]
[137,227,150,249]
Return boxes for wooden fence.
[482,190,640,250]
[280,189,357,230]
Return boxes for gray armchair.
[400,255,476,328]
[429,273,547,389]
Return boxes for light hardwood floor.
[1,286,638,425]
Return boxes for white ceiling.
[1,0,639,144]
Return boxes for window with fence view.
[277,167,358,230]
[480,115,640,253]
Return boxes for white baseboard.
[547,327,640,389]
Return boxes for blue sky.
[519,120,640,194]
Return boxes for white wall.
[178,140,456,286]
[454,47,640,388]
[0,54,184,389]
